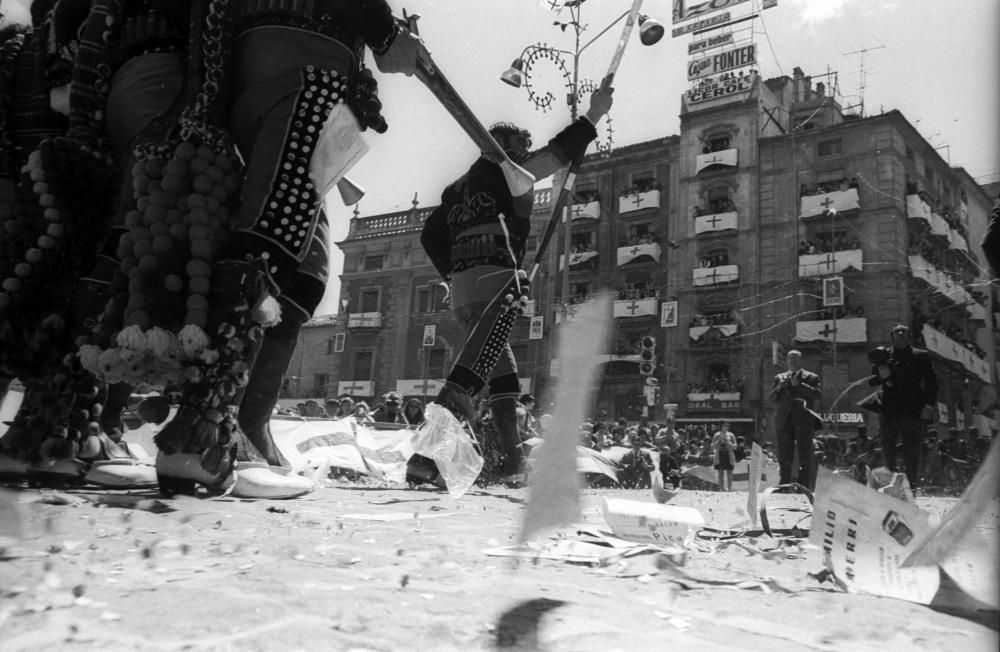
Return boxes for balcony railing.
[613,297,658,318]
[794,317,867,344]
[695,147,738,174]
[921,324,990,382]
[566,200,601,221]
[693,264,739,287]
[616,242,662,266]
[800,188,860,219]
[618,189,660,214]
[694,210,737,235]
[559,250,599,270]
[347,312,383,328]
[907,254,979,315]
[798,248,863,277]
[906,194,950,237]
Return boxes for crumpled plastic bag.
[411,404,483,498]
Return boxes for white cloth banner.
[618,189,660,214]
[692,264,739,286]
[395,378,445,396]
[928,211,950,237]
[800,188,860,219]
[337,380,373,397]
[947,228,969,252]
[794,317,867,343]
[616,242,662,266]
[613,297,658,318]
[906,194,931,222]
[695,148,738,173]
[694,211,738,234]
[688,324,738,340]
[799,249,863,277]
[565,200,601,221]
[907,255,975,308]
[559,250,599,270]
[921,324,990,382]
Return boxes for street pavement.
[0,480,997,651]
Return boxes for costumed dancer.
[145,0,424,498]
[419,77,614,486]
[0,1,156,487]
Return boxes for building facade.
[287,67,998,443]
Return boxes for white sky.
[3,0,998,315]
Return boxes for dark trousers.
[878,413,923,488]
[776,422,814,488]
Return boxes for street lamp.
[499,0,664,316]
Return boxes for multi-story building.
[287,66,997,444]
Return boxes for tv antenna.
[843,44,885,118]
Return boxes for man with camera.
[866,324,938,489]
[771,350,823,489]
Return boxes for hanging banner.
[688,44,757,80]
[661,301,679,328]
[422,324,436,347]
[529,316,545,340]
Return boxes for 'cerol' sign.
[688,43,757,80]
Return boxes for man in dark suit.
[867,324,938,489]
[771,349,823,488]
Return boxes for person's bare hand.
[585,74,614,124]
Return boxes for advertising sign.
[674,0,751,24]
[671,11,731,37]
[688,44,757,80]
[688,32,733,55]
[686,72,756,105]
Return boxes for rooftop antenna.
[843,44,885,118]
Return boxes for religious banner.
[565,200,601,221]
[907,254,975,306]
[661,300,679,327]
[799,249,863,277]
[529,315,544,340]
[336,380,373,397]
[695,147,738,173]
[613,297,659,318]
[794,317,867,344]
[396,378,444,396]
[692,264,739,286]
[922,324,991,382]
[559,250,599,270]
[799,188,860,219]
[422,324,436,347]
[822,276,844,307]
[616,242,662,266]
[694,210,737,234]
[618,189,660,214]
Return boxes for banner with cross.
[618,189,661,215]
[616,242,662,266]
[799,188,860,219]
[694,210,737,234]
[613,297,658,318]
[336,380,373,397]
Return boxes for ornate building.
[287,67,998,443]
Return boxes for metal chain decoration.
[521,43,571,113]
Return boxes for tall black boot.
[489,396,525,484]
[237,333,294,468]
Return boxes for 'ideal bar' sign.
[688,44,757,80]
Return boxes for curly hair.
[488,122,532,152]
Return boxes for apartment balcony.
[685,392,742,411]
[947,227,969,253]
[794,317,867,344]
[694,210,737,235]
[907,254,979,316]
[347,312,383,328]
[689,323,739,344]
[553,299,595,325]
[921,324,991,382]
[695,147,738,174]
[800,188,860,219]
[618,189,660,214]
[693,264,739,287]
[906,194,950,237]
[566,200,601,221]
[616,242,662,266]
[798,248,863,278]
[559,250,599,271]
[613,297,658,319]
[336,380,373,397]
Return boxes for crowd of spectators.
[618,231,661,247]
[797,233,861,255]
[699,251,729,268]
[799,177,859,197]
[910,307,987,359]
[616,283,659,300]
[693,197,736,217]
[276,394,427,426]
